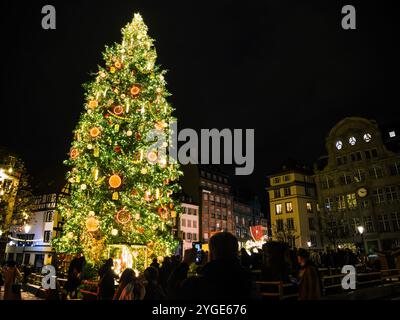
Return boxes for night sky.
[1,0,399,209]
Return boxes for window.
[45,211,53,222]
[210,208,215,219]
[346,193,357,209]
[321,177,334,189]
[364,216,374,233]
[373,188,385,205]
[389,131,396,138]
[187,220,192,228]
[203,193,208,200]
[193,233,197,241]
[288,236,296,248]
[193,221,197,229]
[276,219,284,232]
[285,202,293,213]
[354,169,366,183]
[339,174,352,185]
[369,166,383,179]
[336,140,343,150]
[378,215,391,232]
[388,163,400,176]
[324,198,332,211]
[216,208,221,219]
[336,156,347,166]
[43,230,52,243]
[203,232,208,240]
[350,152,362,162]
[24,253,31,265]
[181,219,186,227]
[361,200,369,209]
[392,213,400,232]
[273,177,281,184]
[186,233,192,240]
[310,235,317,246]
[284,175,290,182]
[274,189,281,198]
[386,186,398,202]
[287,218,295,230]
[235,216,239,224]
[275,204,282,215]
[284,187,291,196]
[306,202,312,213]
[309,218,315,230]
[337,195,346,210]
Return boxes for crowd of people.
[1,232,370,300]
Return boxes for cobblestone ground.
[0,289,42,300]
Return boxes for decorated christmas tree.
[53,14,182,267]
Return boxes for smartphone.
[192,242,203,264]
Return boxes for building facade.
[5,169,69,271]
[233,200,253,246]
[267,167,322,249]
[314,117,400,252]
[181,165,235,243]
[179,201,200,251]
[5,193,62,270]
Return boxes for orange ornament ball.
[88,100,98,109]
[109,174,122,189]
[130,85,140,96]
[90,127,101,138]
[70,148,79,159]
[147,151,158,163]
[86,215,100,232]
[113,105,124,115]
[115,61,122,69]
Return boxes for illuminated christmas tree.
[53,14,182,266]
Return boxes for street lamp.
[357,225,365,255]
[24,224,31,234]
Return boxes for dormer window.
[336,140,343,150]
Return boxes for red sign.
[250,225,265,242]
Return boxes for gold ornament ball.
[126,130,133,137]
[111,229,118,236]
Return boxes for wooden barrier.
[256,281,298,300]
